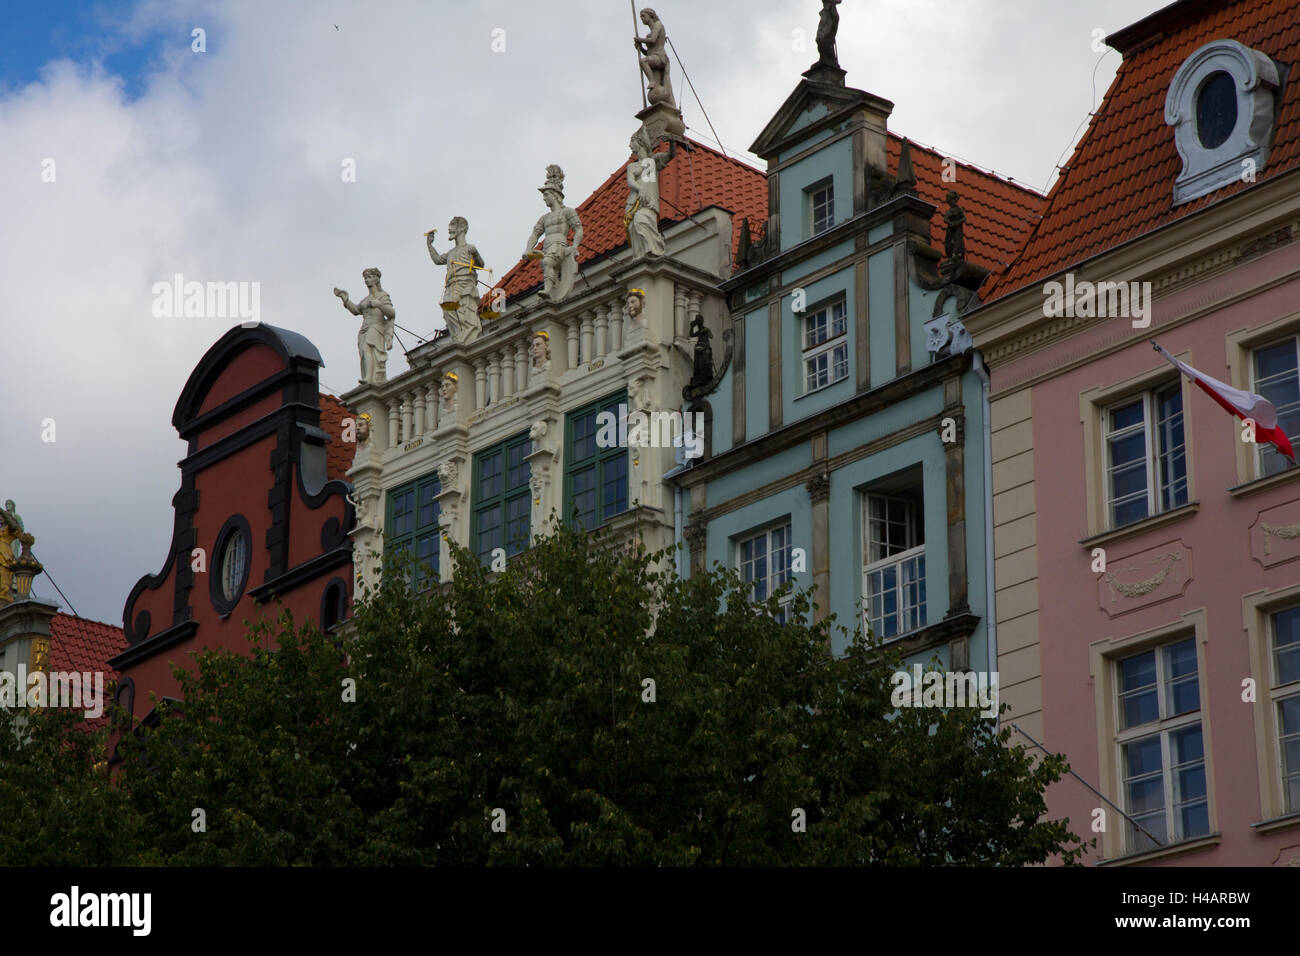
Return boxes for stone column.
[609,298,624,353]
[501,349,515,398]
[425,383,439,432]
[413,390,425,437]
[567,322,579,370]
[941,377,968,616]
[674,286,688,340]
[806,470,831,624]
[514,341,528,392]
[686,290,702,342]
[400,395,413,442]
[474,359,487,409]
[580,311,594,366]
[594,305,609,359]
[488,355,501,404]
[387,399,399,448]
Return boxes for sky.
[0,0,1171,626]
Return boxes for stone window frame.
[1242,581,1300,825]
[1089,607,1218,862]
[1164,38,1282,205]
[806,176,835,238]
[859,477,927,643]
[564,390,629,531]
[1225,312,1300,488]
[385,470,442,587]
[800,294,849,395]
[471,431,532,565]
[1100,383,1189,529]
[735,519,794,624]
[1079,357,1198,539]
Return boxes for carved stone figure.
[427,217,485,344]
[943,192,967,263]
[528,420,548,443]
[355,413,371,444]
[815,0,842,70]
[522,166,583,302]
[625,126,677,258]
[530,331,551,370]
[439,372,459,413]
[437,460,460,492]
[334,268,395,385]
[688,315,714,391]
[634,8,676,109]
[626,288,645,324]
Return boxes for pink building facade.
[967,0,1300,866]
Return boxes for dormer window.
[1164,39,1282,205]
[808,179,834,236]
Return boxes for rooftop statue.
[427,217,486,344]
[522,166,583,302]
[624,125,677,259]
[815,0,842,71]
[334,268,395,385]
[943,191,967,263]
[634,8,676,109]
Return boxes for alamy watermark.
[890,665,999,718]
[595,404,705,459]
[0,666,105,719]
[152,273,261,326]
[1042,273,1151,329]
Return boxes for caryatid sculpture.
[625,125,676,259]
[427,217,485,344]
[522,165,583,303]
[334,268,395,385]
[635,8,676,109]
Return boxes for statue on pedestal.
[635,9,676,109]
[522,166,583,303]
[427,217,485,344]
[688,315,714,391]
[625,125,676,259]
[943,192,967,263]
[815,0,842,70]
[334,268,395,385]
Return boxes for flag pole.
[631,1,647,110]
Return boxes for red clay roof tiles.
[984,0,1300,300]
[318,393,355,483]
[48,613,126,680]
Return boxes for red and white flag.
[1153,341,1296,464]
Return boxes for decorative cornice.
[805,470,830,502]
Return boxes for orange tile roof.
[318,393,355,483]
[490,139,769,302]
[48,613,126,678]
[887,134,1046,276]
[984,0,1300,300]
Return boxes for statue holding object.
[334,268,395,385]
[427,217,485,344]
[624,124,676,258]
[522,165,583,303]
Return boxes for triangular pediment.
[749,79,893,160]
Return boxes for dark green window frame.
[472,432,532,564]
[386,472,442,587]
[565,391,629,530]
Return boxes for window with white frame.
[809,180,834,236]
[1104,383,1187,528]
[738,523,793,624]
[1252,335,1300,477]
[802,298,848,393]
[1115,637,1208,853]
[862,491,925,640]
[1270,606,1300,813]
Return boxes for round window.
[220,530,248,602]
[210,515,252,614]
[1195,70,1237,150]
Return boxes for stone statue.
[626,288,645,324]
[689,315,714,390]
[355,413,371,444]
[943,191,967,262]
[436,460,461,494]
[522,166,583,302]
[427,217,485,344]
[635,9,676,109]
[439,372,459,413]
[1,500,22,534]
[334,268,395,385]
[815,0,842,70]
[530,330,551,370]
[625,126,677,258]
[528,420,548,443]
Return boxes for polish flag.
[1153,340,1296,464]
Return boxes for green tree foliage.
[8,523,1085,865]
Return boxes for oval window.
[220,528,248,602]
[1196,71,1237,150]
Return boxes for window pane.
[1274,606,1300,685]
[476,505,501,560]
[418,480,440,529]
[1170,724,1208,839]
[602,453,628,519]
[572,411,597,462]
[416,531,439,584]
[1255,341,1300,477]
[572,465,596,530]
[833,343,848,383]
[479,451,502,499]
[1281,696,1300,812]
[506,495,529,555]
[507,441,530,491]
[1156,386,1188,511]
[831,301,846,337]
[1110,400,1145,432]
[1165,639,1199,715]
[1119,650,1158,728]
